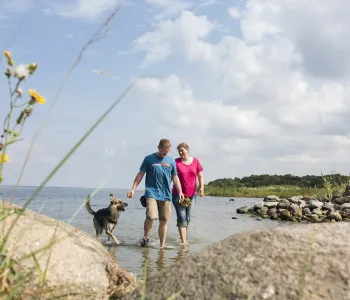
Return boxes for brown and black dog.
[85,193,128,245]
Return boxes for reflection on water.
[1,186,286,278]
[136,245,189,278]
[156,248,166,270]
[174,245,189,263]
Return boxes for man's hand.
[128,171,145,199]
[127,189,135,198]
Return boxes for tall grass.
[320,170,349,199]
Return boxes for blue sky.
[1,0,350,189]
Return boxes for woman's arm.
[197,171,204,196]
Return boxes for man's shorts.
[146,198,171,221]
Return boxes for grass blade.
[31,252,44,284]
[166,289,184,300]
[141,259,149,300]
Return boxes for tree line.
[206,173,350,188]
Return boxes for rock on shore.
[236,194,350,223]
[126,222,350,300]
[1,200,138,299]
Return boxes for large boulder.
[127,223,350,300]
[1,200,137,299]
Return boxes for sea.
[0,186,286,278]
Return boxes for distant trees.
[207,174,350,188]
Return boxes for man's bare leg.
[144,218,153,238]
[159,220,168,248]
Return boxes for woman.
[172,142,204,244]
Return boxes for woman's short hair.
[177,142,189,151]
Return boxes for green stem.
[11,79,22,100]
[0,79,16,182]
[12,107,28,135]
[13,102,29,108]
[7,119,27,146]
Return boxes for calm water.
[1,186,285,278]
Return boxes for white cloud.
[132,11,213,66]
[145,0,192,20]
[136,75,277,138]
[2,0,350,188]
[129,1,350,181]
[47,0,120,20]
[228,7,242,20]
[240,0,350,78]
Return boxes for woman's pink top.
[172,157,203,197]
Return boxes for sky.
[1,0,350,189]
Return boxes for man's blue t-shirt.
[140,153,177,201]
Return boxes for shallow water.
[1,186,286,278]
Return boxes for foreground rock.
[1,200,138,299]
[127,223,350,300]
[236,194,350,223]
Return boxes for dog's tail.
[85,194,96,216]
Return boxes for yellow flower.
[28,89,46,104]
[4,51,11,60]
[0,153,9,163]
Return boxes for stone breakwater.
[236,195,350,223]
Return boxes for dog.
[85,193,128,245]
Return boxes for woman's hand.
[199,186,204,197]
[179,192,185,202]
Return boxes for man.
[127,138,184,248]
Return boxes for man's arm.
[197,171,204,196]
[172,174,184,201]
[127,171,145,198]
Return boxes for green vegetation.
[204,185,319,198]
[205,173,350,198]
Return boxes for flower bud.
[13,131,19,137]
[17,112,25,124]
[16,88,23,97]
[5,68,11,77]
[27,63,38,75]
[24,107,33,116]
[4,51,11,60]
[4,51,14,66]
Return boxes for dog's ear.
[110,194,116,201]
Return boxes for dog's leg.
[106,230,120,245]
[106,223,120,245]
[94,218,102,240]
